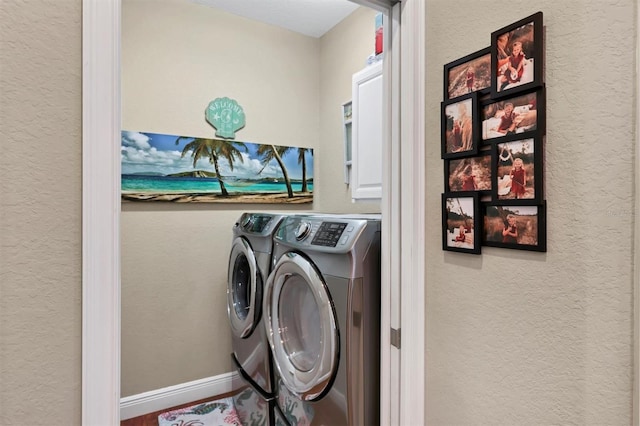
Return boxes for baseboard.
[120,371,241,420]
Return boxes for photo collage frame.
[441,12,547,254]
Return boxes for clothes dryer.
[227,212,288,426]
[263,214,382,426]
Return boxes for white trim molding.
[120,373,241,421]
[82,0,121,424]
[634,5,640,425]
[380,2,401,424]
[398,0,426,425]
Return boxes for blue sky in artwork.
[121,131,314,179]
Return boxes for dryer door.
[227,237,262,338]
[264,252,338,401]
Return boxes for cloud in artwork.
[121,131,313,180]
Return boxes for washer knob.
[295,221,311,241]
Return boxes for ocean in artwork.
[122,174,313,194]
[121,130,314,203]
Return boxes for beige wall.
[0,0,82,424]
[121,0,378,396]
[425,1,636,424]
[2,0,637,423]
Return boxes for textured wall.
[0,0,82,424]
[425,1,636,424]
[121,0,376,396]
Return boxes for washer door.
[227,237,262,338]
[264,252,338,401]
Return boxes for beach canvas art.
[121,131,314,203]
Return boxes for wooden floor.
[120,391,234,426]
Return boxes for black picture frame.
[443,47,492,101]
[444,151,492,195]
[442,192,481,254]
[441,92,480,159]
[482,201,547,252]
[480,86,545,143]
[491,11,543,99]
[491,133,543,204]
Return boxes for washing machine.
[263,214,382,426]
[227,212,290,426]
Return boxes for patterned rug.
[158,397,241,426]
[157,385,314,426]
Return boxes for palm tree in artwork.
[297,148,310,193]
[263,146,310,193]
[175,137,247,196]
[256,144,294,198]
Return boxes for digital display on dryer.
[311,222,347,247]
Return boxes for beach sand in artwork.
[122,192,313,204]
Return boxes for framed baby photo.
[443,47,492,101]
[441,92,480,159]
[491,11,543,99]
[442,192,481,254]
[482,202,547,252]
[481,87,545,143]
[444,151,492,195]
[492,134,543,204]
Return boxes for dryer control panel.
[311,222,347,247]
[275,216,375,253]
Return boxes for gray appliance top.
[274,214,380,254]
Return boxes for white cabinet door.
[351,61,383,202]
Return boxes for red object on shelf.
[375,13,383,55]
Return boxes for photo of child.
[502,214,518,243]
[484,205,541,247]
[481,91,538,140]
[446,51,491,99]
[447,155,491,192]
[444,195,476,250]
[495,139,536,200]
[444,98,474,154]
[495,20,536,93]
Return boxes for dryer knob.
[240,215,253,229]
[295,221,311,241]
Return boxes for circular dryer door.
[264,252,338,401]
[227,237,262,338]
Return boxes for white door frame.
[81,0,425,424]
[82,0,121,424]
[634,6,640,425]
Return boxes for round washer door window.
[264,252,338,401]
[227,237,261,338]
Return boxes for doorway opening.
[82,1,425,424]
